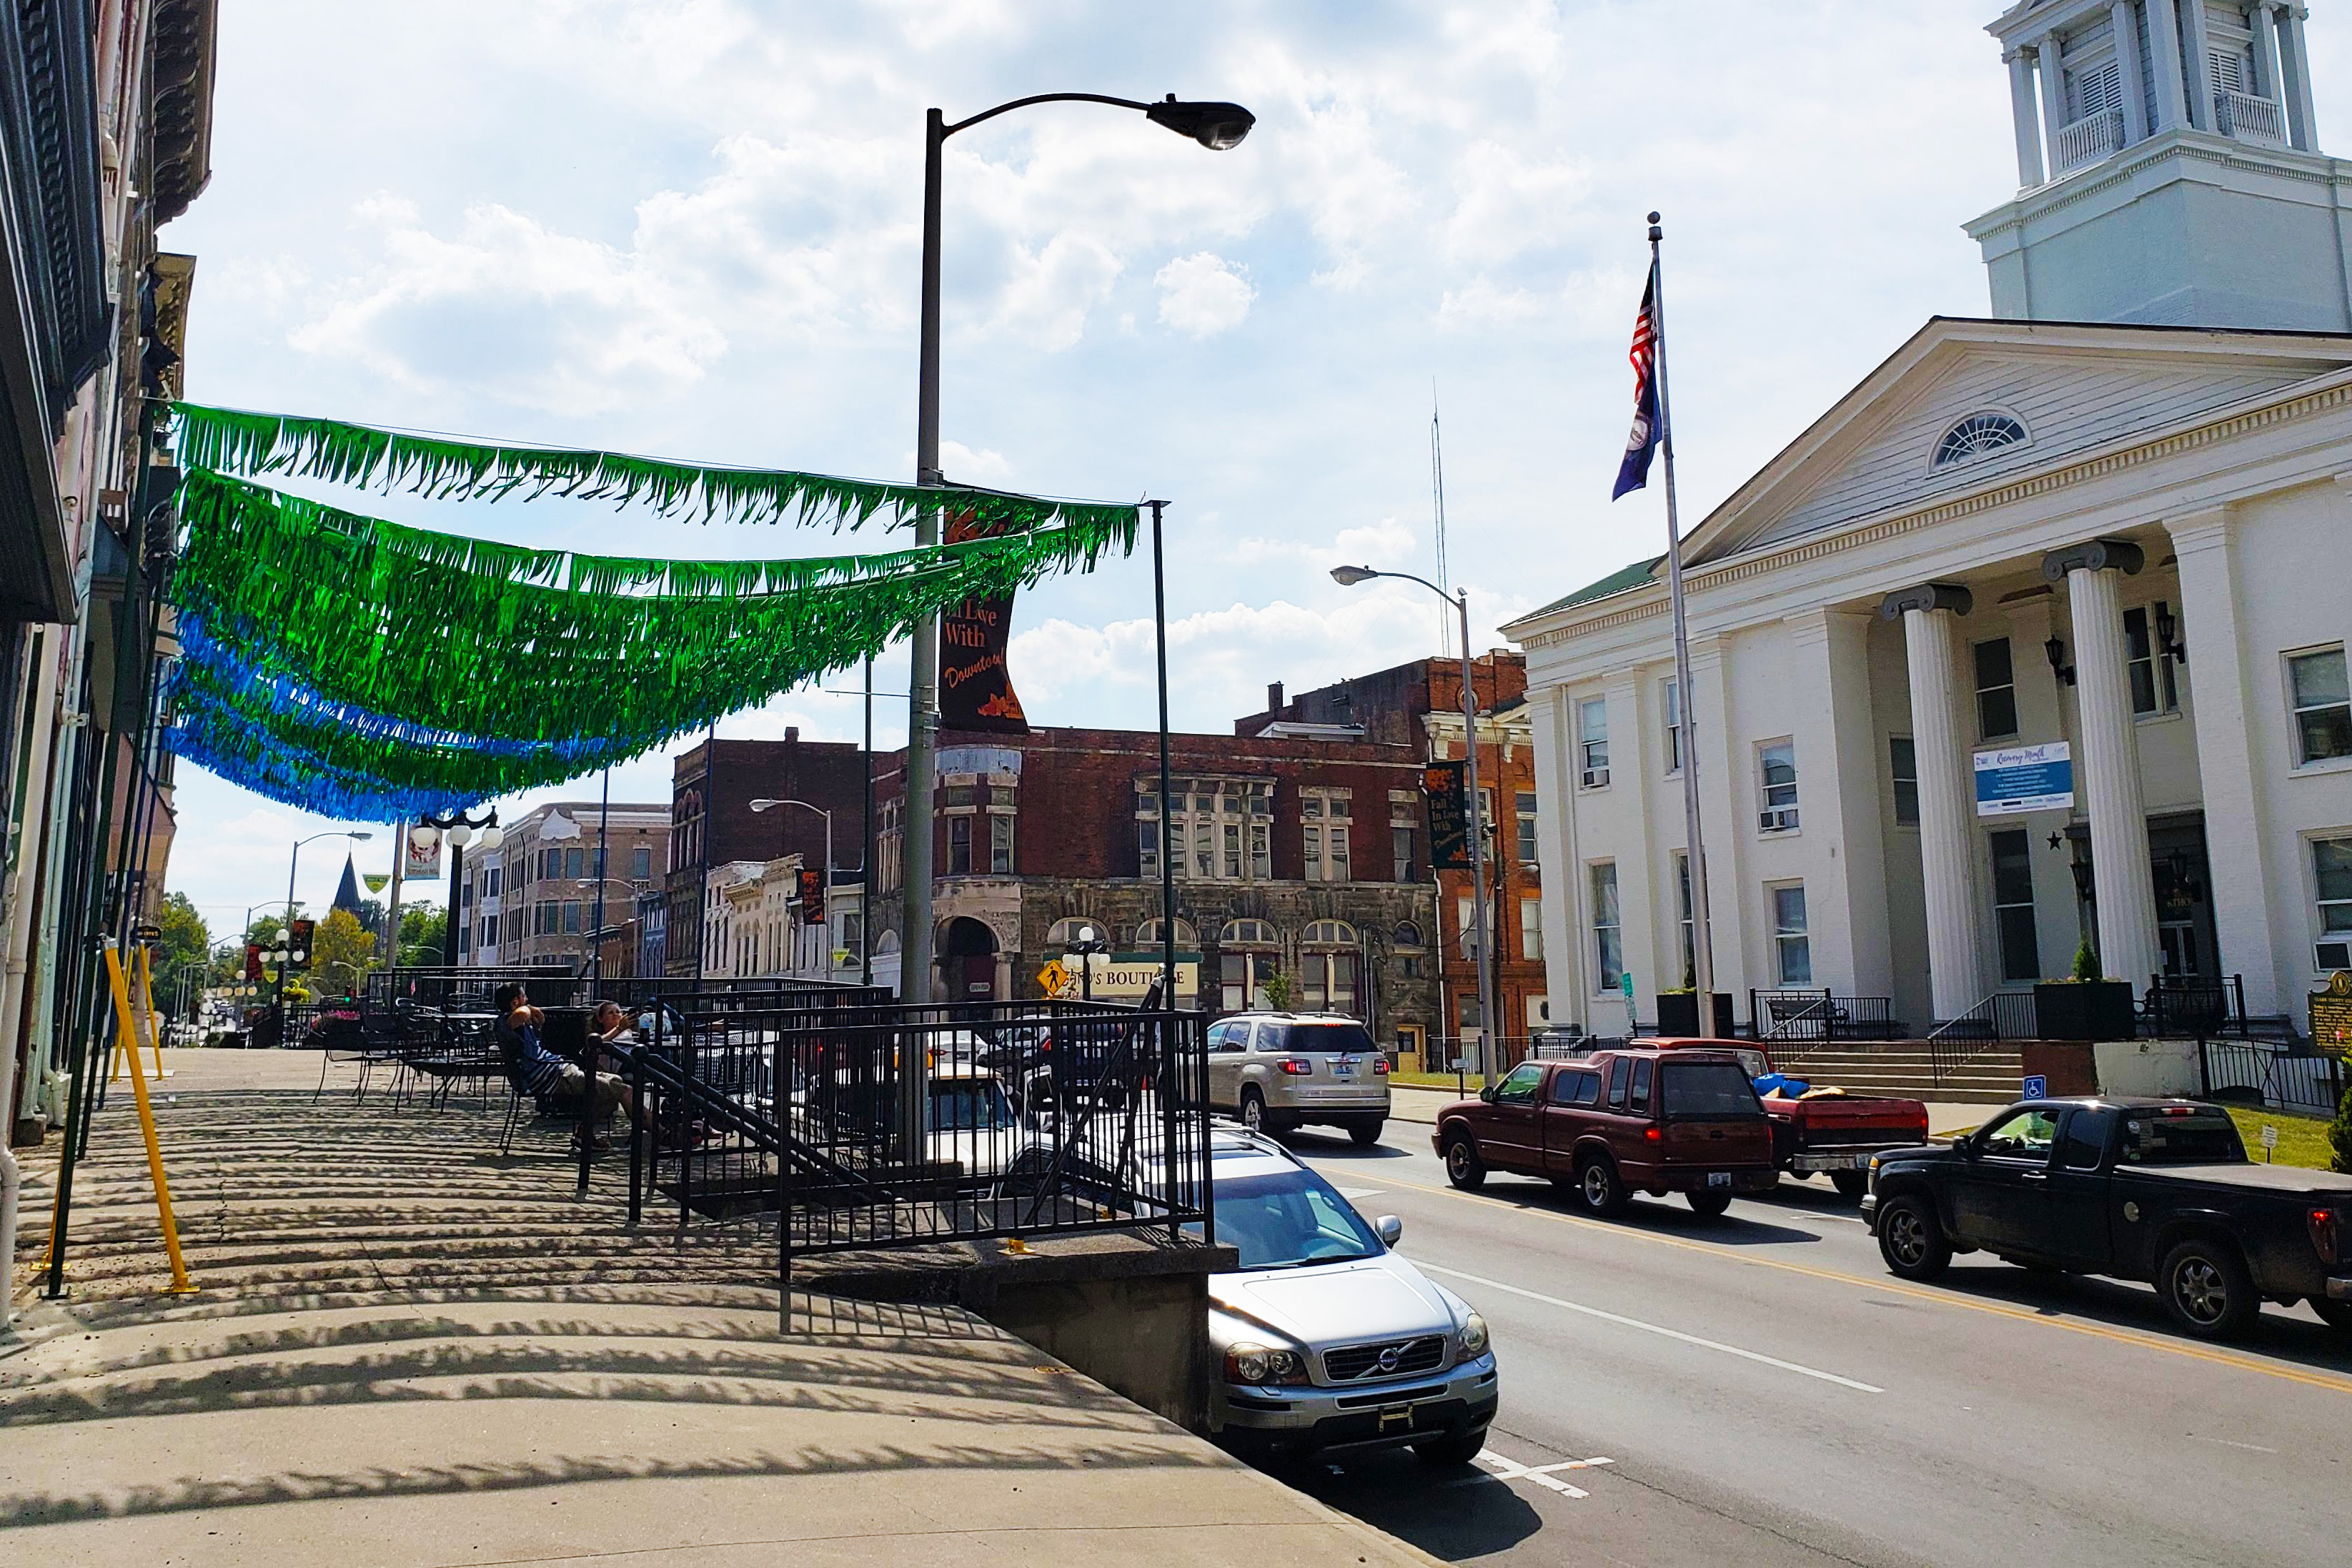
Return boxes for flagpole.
[1649,212,1717,1024]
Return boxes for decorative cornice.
[1966,132,2349,242]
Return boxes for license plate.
[1332,1060,1356,1078]
[1707,1171,1732,1190]
[1378,1404,1413,1433]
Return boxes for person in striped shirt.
[495,983,629,1146]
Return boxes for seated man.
[494,983,630,1146]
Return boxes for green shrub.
[2331,1078,2352,1176]
[2070,940,2102,983]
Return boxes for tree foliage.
[152,893,211,1018]
[309,908,377,996]
[397,901,446,966]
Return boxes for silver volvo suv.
[1206,1012,1391,1144]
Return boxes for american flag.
[1612,268,1661,501]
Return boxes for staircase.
[1766,1041,2025,1106]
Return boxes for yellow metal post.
[135,944,172,1079]
[103,943,196,1294]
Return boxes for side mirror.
[1479,1085,1497,1104]
[1952,1133,1976,1158]
[1374,1214,1404,1247]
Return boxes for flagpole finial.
[1647,211,1662,241]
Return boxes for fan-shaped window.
[1394,921,1425,948]
[1301,920,1356,946]
[1221,918,1279,946]
[874,930,900,955]
[1046,917,1107,947]
[1932,412,2028,468]
[1134,918,1198,948]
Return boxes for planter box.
[2032,980,2134,1042]
[1657,991,1737,1038]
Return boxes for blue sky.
[158,0,2346,934]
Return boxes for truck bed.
[2125,1161,2352,1195]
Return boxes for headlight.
[1223,1342,1309,1384]
[1458,1311,1490,1358]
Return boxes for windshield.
[1201,1167,1384,1269]
[929,1081,1017,1133]
[2118,1111,2246,1166]
[1268,1023,1376,1054]
[1661,1061,1764,1117]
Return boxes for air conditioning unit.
[1581,768,1610,789]
[2317,940,2351,972]
[1759,806,1800,833]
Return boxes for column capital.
[2163,507,2231,554]
[2040,538,2145,582]
[1877,582,1973,622]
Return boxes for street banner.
[289,918,316,963]
[244,943,262,982]
[797,868,825,924]
[1424,761,1472,869]
[937,508,1030,735]
[1974,741,2073,816]
[362,873,390,894]
[402,823,442,878]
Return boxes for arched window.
[1046,916,1106,947]
[1221,918,1279,946]
[1298,921,1359,1016]
[1932,411,2028,468]
[1134,917,1198,948]
[1301,920,1357,946]
[1394,921,1425,948]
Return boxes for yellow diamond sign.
[1036,958,1074,998]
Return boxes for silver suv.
[1207,1013,1390,1143]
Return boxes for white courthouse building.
[1507,0,2352,1037]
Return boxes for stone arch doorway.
[940,916,999,1003]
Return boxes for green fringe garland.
[172,401,1139,547]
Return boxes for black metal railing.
[2140,974,2248,1038]
[1749,991,1902,1043]
[2198,1037,2346,1118]
[1925,991,2038,1085]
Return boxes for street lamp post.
[904,89,1254,1017]
[751,799,833,978]
[1331,566,1499,1091]
[280,830,371,1036]
[410,810,502,968]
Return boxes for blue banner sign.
[1974,741,2073,817]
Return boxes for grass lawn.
[2221,1106,2343,1171]
[1389,1070,1475,1092]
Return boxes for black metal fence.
[614,995,1211,1281]
[1750,991,1901,1043]
[2199,1038,2347,1118]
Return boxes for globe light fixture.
[410,825,440,849]
[477,825,504,850]
[446,824,472,848]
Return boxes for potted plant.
[2033,941,2135,1041]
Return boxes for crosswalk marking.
[1471,1449,1616,1499]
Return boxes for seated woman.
[494,983,630,1148]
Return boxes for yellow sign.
[1036,959,1075,998]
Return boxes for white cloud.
[1442,140,1591,266]
[984,232,1123,352]
[1154,252,1257,338]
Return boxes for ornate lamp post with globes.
[407,810,502,968]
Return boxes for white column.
[2113,1,2150,144]
[2010,48,2048,185]
[1604,668,1660,1012]
[1688,635,1752,1010]
[1527,688,1587,1026]
[2147,0,2193,131]
[1887,589,1985,1021]
[2167,510,2284,1014]
[2179,0,2217,130]
[1786,610,1892,998]
[2281,4,2319,150]
[2038,34,2070,152]
[2251,0,2280,102]
[2048,542,2163,996]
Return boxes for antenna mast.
[1430,386,1452,658]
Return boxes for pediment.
[1682,318,2352,567]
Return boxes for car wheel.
[1443,1132,1487,1190]
[1686,1191,1732,1219]
[1239,1089,1269,1135]
[1828,1170,1868,1199]
[1348,1118,1384,1148]
[1875,1194,1951,1281]
[1575,1153,1631,1217]
[2160,1237,2258,1339]
[1412,1430,1488,1467]
[2311,1298,2352,1334]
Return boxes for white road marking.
[1417,1262,1886,1394]
[2189,1435,2280,1454]
[1475,1450,1593,1497]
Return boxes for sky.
[155,0,2352,938]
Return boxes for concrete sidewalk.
[1386,1082,1992,1138]
[3,1050,1438,1567]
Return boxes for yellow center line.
[1369,1168,2352,1397]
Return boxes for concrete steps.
[1766,1044,2025,1106]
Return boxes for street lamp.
[902,89,1254,1015]
[412,810,501,967]
[1067,921,1108,1002]
[752,798,833,978]
[281,830,370,1035]
[1331,565,1499,1091]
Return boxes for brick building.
[865,727,1442,1053]
[457,800,669,971]
[665,730,870,978]
[1237,651,1548,1059]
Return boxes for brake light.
[1644,1126,1662,1142]
[1373,1058,1390,1075]
[2311,1206,2341,1266]
[1279,1058,1312,1076]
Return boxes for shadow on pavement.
[1920,1259,2352,1376]
[1459,1175,1828,1249]
[1284,1449,1543,1562]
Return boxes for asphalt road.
[1268,1121,2351,1568]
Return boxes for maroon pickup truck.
[1432,1047,1779,1219]
[1639,1038,1932,1199]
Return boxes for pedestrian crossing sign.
[1036,959,1075,998]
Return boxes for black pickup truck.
[1862,1097,2352,1341]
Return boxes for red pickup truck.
[1644,1038,1931,1199]
[1432,1047,1780,1219]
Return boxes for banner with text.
[1974,741,2073,816]
[1424,761,1472,869]
[402,823,443,878]
[938,508,1030,735]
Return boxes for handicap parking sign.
[2021,1073,2048,1099]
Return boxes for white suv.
[1206,1013,1390,1143]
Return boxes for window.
[1590,862,1622,991]
[1299,921,1359,1013]
[1771,883,1811,985]
[1629,1058,1653,1114]
[2068,57,2122,122]
[1395,921,1423,948]
[1551,1068,1602,1106]
[1457,991,1483,1033]
[1605,1056,1630,1108]
[631,846,652,880]
[1145,778,1274,882]
[2123,606,2178,716]
[1662,677,1684,774]
[1391,826,1416,883]
[1515,791,1539,868]
[2289,648,2352,764]
[1494,1063,1543,1105]
[1135,917,1198,948]
[565,847,586,880]
[2058,1108,2113,1171]
[1137,817,1161,878]
[1047,917,1105,947]
[1990,828,2040,982]
[1974,637,2018,740]
[480,914,497,948]
[1890,737,1920,828]
[1303,790,1351,883]
[1757,740,1799,833]
[1578,697,1610,786]
[1933,412,2027,467]
[1672,851,1695,987]
[2315,838,2352,970]
[946,814,972,875]
[562,900,582,935]
[1978,1106,2059,1161]
[990,813,1013,874]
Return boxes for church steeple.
[1968,2,2349,330]
[332,852,364,918]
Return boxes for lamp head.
[477,825,504,849]
[1330,565,1379,587]
[750,799,778,813]
[349,831,374,842]
[410,825,439,849]
[1145,95,1254,149]
[446,825,472,848]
